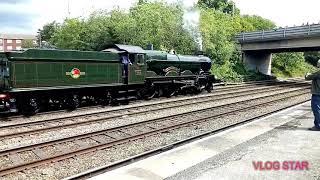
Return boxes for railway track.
[1,81,292,126]
[1,81,308,127]
[66,90,310,180]
[0,87,310,176]
[2,80,297,121]
[0,82,308,140]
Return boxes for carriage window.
[137,54,144,65]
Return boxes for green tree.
[241,15,275,31]
[21,39,35,48]
[138,0,147,5]
[200,9,236,65]
[198,0,239,14]
[52,18,89,50]
[38,21,59,44]
[272,52,316,77]
[129,2,196,53]
[40,0,314,80]
[304,51,320,66]
[51,2,197,54]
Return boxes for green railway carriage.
[0,44,215,115]
[0,47,146,114]
[5,49,123,88]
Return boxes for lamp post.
[37,29,42,48]
[232,1,235,17]
[1,36,3,52]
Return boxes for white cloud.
[32,0,137,33]
[0,0,137,34]
[1,0,320,34]
[233,0,320,27]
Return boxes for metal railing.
[236,24,320,43]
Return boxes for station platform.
[90,101,320,180]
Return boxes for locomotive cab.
[103,44,147,84]
[0,55,12,114]
[0,55,10,89]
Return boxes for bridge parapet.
[236,24,320,43]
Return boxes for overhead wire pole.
[232,1,235,17]
[91,0,94,13]
[37,30,42,48]
[67,0,71,17]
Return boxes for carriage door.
[129,53,146,84]
[0,58,10,89]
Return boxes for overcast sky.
[0,0,319,35]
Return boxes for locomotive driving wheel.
[22,97,40,116]
[205,83,213,93]
[138,83,156,100]
[163,85,177,98]
[66,95,80,110]
[100,92,111,106]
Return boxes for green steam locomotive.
[0,44,216,115]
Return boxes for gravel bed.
[0,87,307,151]
[0,93,310,180]
[18,151,39,162]
[116,128,141,136]
[134,126,155,133]
[39,146,62,157]
[0,83,286,127]
[0,156,12,169]
[77,138,100,147]
[57,142,80,153]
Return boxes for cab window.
[129,54,135,63]
[137,54,144,65]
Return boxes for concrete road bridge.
[236,24,320,75]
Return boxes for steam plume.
[182,0,203,51]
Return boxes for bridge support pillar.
[243,51,272,75]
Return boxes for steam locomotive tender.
[0,44,216,115]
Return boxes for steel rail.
[0,83,308,139]
[0,88,309,155]
[1,80,298,121]
[0,89,309,176]
[65,98,310,180]
[0,82,255,121]
[0,80,307,128]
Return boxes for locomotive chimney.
[146,43,154,50]
[196,50,204,56]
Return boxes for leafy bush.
[272,52,317,77]
[304,51,320,66]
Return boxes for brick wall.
[0,34,36,52]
